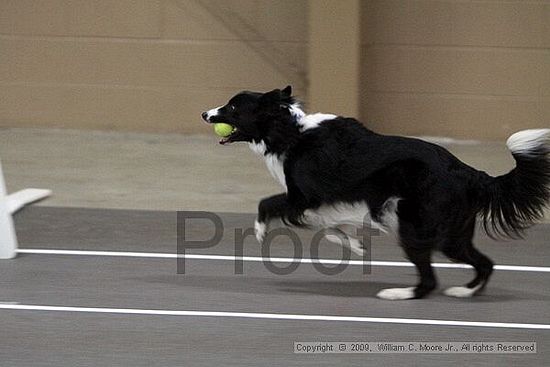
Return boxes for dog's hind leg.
[377,246,437,300]
[442,245,494,298]
[377,200,438,300]
[440,219,494,298]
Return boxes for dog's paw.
[325,232,366,256]
[443,285,481,298]
[348,238,367,256]
[376,287,416,300]
[254,220,267,244]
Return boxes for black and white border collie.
[202,86,550,300]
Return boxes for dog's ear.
[260,88,282,105]
[281,85,292,98]
[260,86,293,108]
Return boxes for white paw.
[443,285,481,298]
[325,233,366,256]
[348,238,366,256]
[324,234,341,243]
[377,287,416,300]
[254,220,267,244]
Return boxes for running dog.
[202,86,550,300]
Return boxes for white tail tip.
[506,129,550,155]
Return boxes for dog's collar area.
[287,103,306,123]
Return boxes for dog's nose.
[201,111,208,121]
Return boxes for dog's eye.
[228,105,236,111]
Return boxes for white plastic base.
[1,160,51,259]
[6,188,52,214]
[0,160,16,259]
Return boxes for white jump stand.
[0,160,51,259]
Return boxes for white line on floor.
[0,303,548,330]
[16,248,550,273]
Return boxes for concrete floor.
[4,126,548,220]
[4,206,550,366]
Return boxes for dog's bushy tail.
[480,129,550,239]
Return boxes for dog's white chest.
[264,153,286,189]
[249,142,287,190]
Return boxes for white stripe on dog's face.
[203,105,223,122]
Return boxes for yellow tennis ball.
[214,123,234,137]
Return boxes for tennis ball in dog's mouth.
[213,123,235,137]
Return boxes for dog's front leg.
[256,193,287,243]
[256,193,302,244]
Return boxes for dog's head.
[201,86,302,146]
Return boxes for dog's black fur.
[202,86,550,299]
